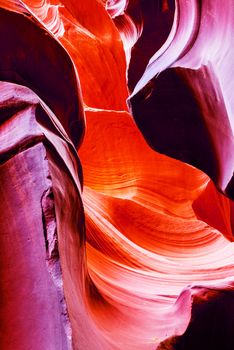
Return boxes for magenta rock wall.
[0,1,234,349]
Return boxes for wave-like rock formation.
[0,1,233,349]
[128,0,234,199]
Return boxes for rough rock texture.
[0,81,110,349]
[0,87,71,349]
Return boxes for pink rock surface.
[0,91,71,348]
[0,1,234,350]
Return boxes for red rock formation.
[0,1,234,350]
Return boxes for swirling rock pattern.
[0,1,233,349]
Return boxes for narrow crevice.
[41,187,73,350]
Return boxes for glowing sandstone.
[0,1,234,350]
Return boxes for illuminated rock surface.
[0,1,234,349]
